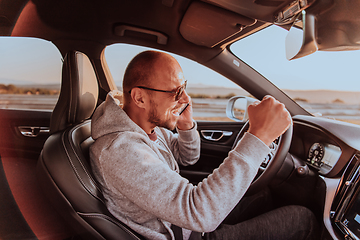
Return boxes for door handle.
[200,130,233,141]
[18,126,50,137]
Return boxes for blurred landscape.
[1,83,360,124]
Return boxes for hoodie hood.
[91,90,147,140]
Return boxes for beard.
[148,99,177,130]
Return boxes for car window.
[0,37,62,110]
[230,25,360,125]
[104,43,250,122]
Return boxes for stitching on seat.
[78,212,142,240]
[73,52,80,122]
[67,53,74,124]
[61,124,105,204]
[72,124,102,192]
[70,52,79,124]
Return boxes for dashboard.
[307,142,342,175]
[292,115,360,240]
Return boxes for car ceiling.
[0,0,297,62]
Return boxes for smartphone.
[179,103,189,115]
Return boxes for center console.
[332,154,360,240]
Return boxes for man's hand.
[247,95,292,146]
[177,101,194,130]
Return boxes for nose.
[178,90,190,104]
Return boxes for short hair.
[122,50,164,94]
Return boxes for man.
[90,50,319,240]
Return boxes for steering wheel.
[232,121,293,195]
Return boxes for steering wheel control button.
[296,166,309,177]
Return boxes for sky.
[231,26,360,91]
[1,25,360,91]
[0,37,62,85]
[104,44,239,88]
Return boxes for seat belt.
[171,225,183,240]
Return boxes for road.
[1,94,360,124]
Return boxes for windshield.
[230,25,360,125]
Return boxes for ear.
[131,88,148,109]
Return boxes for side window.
[0,37,62,110]
[104,43,249,122]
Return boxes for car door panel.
[0,109,51,157]
[0,109,75,240]
[180,121,245,184]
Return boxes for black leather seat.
[37,51,143,240]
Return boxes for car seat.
[37,51,143,240]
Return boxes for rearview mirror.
[285,11,317,60]
[285,0,360,60]
[226,96,258,122]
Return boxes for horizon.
[3,80,360,93]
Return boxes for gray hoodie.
[90,90,270,240]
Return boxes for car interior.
[1,0,360,239]
[37,50,144,240]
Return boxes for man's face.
[147,79,189,131]
[146,59,189,131]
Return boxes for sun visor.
[179,1,256,48]
[314,0,360,51]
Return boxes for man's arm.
[160,100,200,166]
[158,122,201,166]
[97,130,269,233]
[95,95,291,233]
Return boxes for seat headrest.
[50,51,99,134]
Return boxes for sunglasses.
[130,80,187,101]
